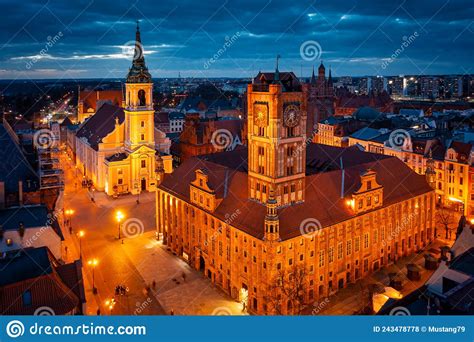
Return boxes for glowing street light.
[65,209,75,232]
[77,230,85,259]
[105,298,116,315]
[88,258,99,294]
[115,210,125,240]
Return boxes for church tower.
[247,57,307,206]
[124,21,154,151]
[123,21,156,195]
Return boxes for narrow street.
[60,151,242,316]
[61,151,165,315]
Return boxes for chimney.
[340,157,345,198]
[0,182,4,209]
[18,180,23,205]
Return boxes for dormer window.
[190,169,217,212]
[351,168,384,214]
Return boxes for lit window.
[328,247,334,263]
[364,233,369,249]
[319,250,325,267]
[337,243,343,259]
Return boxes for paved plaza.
[61,153,242,316]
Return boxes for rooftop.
[160,143,433,241]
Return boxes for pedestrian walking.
[182,272,186,282]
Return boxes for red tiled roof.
[0,273,79,315]
[160,143,433,241]
[0,248,82,315]
[450,141,472,157]
[79,89,123,113]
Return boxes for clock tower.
[247,59,307,206]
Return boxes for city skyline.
[0,0,473,79]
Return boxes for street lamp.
[115,210,125,239]
[88,258,99,294]
[65,209,75,233]
[77,230,85,259]
[105,298,116,315]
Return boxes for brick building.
[155,70,436,315]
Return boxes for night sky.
[1,0,473,79]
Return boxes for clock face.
[253,102,268,127]
[284,104,300,127]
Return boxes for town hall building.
[156,65,436,314]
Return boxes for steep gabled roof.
[160,143,433,241]
[76,103,124,150]
[0,247,81,315]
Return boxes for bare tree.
[265,264,309,315]
[436,206,456,239]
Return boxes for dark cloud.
[0,0,473,78]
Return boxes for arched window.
[138,89,146,106]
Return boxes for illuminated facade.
[156,69,435,315]
[74,23,171,196]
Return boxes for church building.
[156,63,436,315]
[75,23,171,196]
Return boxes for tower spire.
[135,20,142,43]
[126,20,151,83]
[310,65,316,84]
[273,54,281,84]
